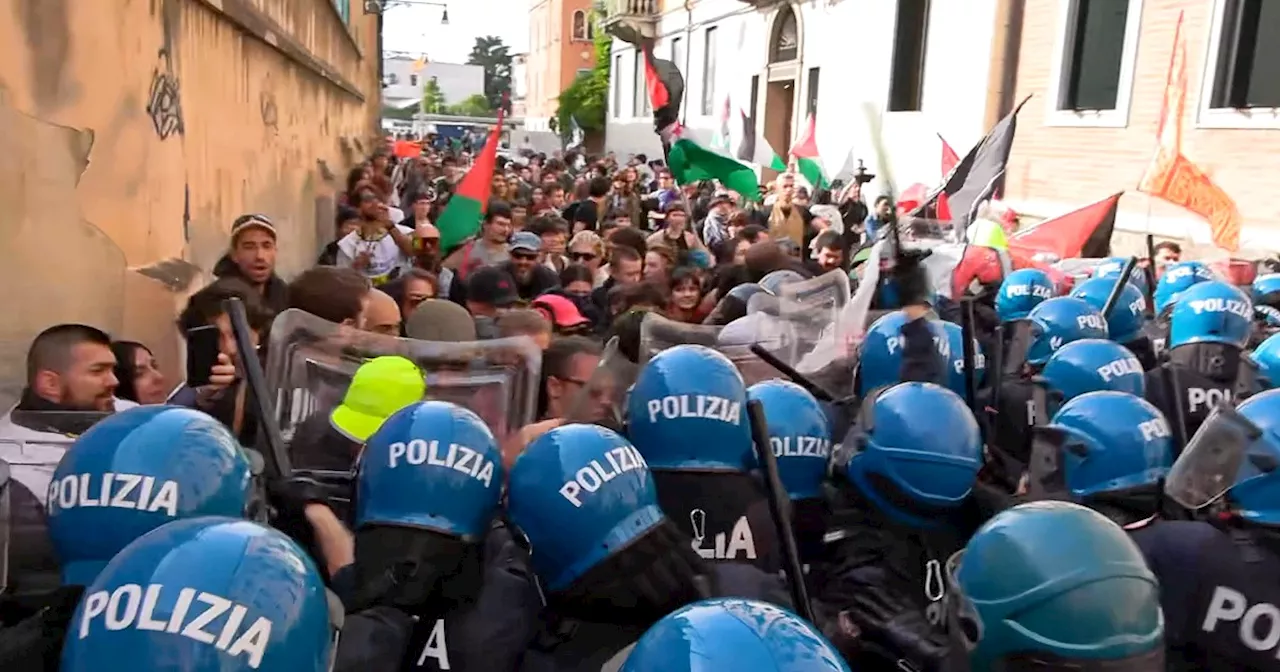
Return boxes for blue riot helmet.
[1040,339,1146,405]
[626,344,753,471]
[61,517,336,672]
[1167,280,1253,350]
[843,382,983,527]
[759,270,806,295]
[356,400,503,538]
[620,599,850,672]
[856,310,949,396]
[1094,256,1152,296]
[996,268,1056,321]
[940,320,986,402]
[1070,276,1148,343]
[1252,332,1280,388]
[1025,297,1109,367]
[949,501,1164,670]
[1253,273,1280,305]
[1154,260,1216,314]
[506,423,661,591]
[46,405,253,586]
[1026,391,1174,503]
[1165,388,1280,523]
[746,380,832,500]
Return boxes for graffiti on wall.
[146,48,184,139]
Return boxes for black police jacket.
[516,564,790,672]
[1132,519,1280,671]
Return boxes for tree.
[447,94,494,117]
[555,8,610,143]
[467,36,513,111]
[421,77,447,114]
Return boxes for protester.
[215,213,290,313]
[502,231,560,300]
[109,341,168,405]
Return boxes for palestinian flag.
[643,43,760,199]
[736,110,786,171]
[789,113,828,189]
[436,98,506,251]
[1007,192,1122,264]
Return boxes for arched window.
[770,6,799,63]
[572,10,587,40]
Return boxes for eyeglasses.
[570,252,597,262]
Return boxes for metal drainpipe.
[984,0,1025,128]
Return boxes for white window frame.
[1195,0,1280,130]
[1043,0,1145,128]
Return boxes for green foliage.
[447,94,494,117]
[421,77,447,114]
[467,36,513,111]
[555,9,611,141]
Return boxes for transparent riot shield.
[264,309,542,454]
[564,338,638,431]
[1164,404,1265,511]
[793,238,889,389]
[638,312,795,385]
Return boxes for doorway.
[764,80,794,176]
[761,3,801,182]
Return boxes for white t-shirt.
[336,225,415,285]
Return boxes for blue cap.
[621,599,850,671]
[627,345,753,472]
[48,406,252,586]
[356,401,503,540]
[506,424,663,591]
[746,380,832,500]
[61,517,333,672]
[509,231,542,253]
[1168,280,1253,350]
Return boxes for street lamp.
[365,0,449,24]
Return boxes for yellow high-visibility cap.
[330,356,425,442]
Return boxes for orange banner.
[1142,147,1242,251]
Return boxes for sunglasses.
[511,251,539,261]
[570,252,598,262]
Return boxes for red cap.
[532,294,590,329]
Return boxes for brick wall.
[1005,0,1280,256]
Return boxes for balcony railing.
[603,0,659,22]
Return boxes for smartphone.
[186,325,221,388]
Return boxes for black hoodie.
[212,254,290,314]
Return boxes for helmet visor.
[564,337,637,431]
[996,647,1164,671]
[1165,404,1264,510]
[1025,425,1077,501]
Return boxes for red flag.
[939,133,960,177]
[1007,193,1122,263]
[790,113,819,158]
[435,96,506,251]
[641,42,670,111]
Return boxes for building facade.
[604,0,1280,256]
[0,0,382,407]
[1002,0,1280,254]
[512,52,530,117]
[603,0,1011,194]
[526,0,601,132]
[382,57,486,110]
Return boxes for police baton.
[746,399,815,624]
[1101,256,1139,322]
[223,298,292,480]
[988,323,1005,425]
[1162,364,1190,455]
[748,344,838,403]
[1142,235,1159,318]
[959,298,986,442]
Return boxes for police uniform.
[1131,519,1280,671]
[1143,363,1257,444]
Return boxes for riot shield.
[638,312,796,385]
[564,338,637,431]
[1164,404,1265,511]
[264,309,541,452]
[793,238,889,386]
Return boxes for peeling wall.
[0,0,382,408]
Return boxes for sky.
[382,0,529,63]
